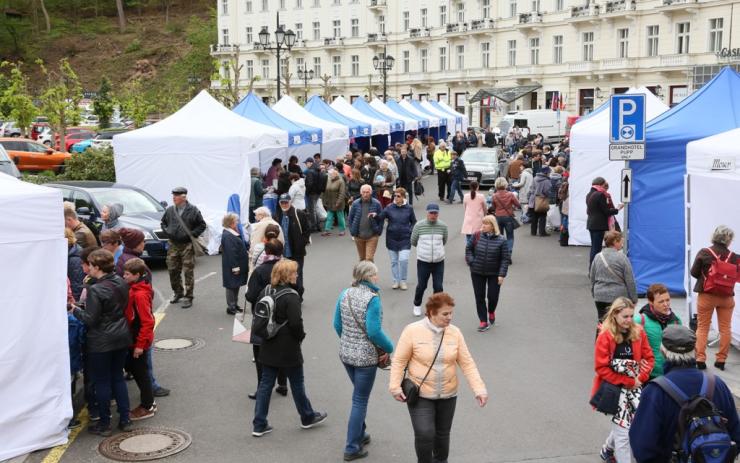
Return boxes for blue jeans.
[146,348,162,391]
[343,364,377,454]
[496,216,515,259]
[389,249,410,283]
[253,365,316,431]
[414,260,444,306]
[447,178,463,202]
[88,349,130,426]
[589,229,606,267]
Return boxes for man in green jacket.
[634,283,681,378]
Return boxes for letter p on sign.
[610,94,646,144]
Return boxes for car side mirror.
[160,200,168,208]
[76,207,90,216]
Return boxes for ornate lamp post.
[372,45,395,103]
[258,12,296,100]
[297,66,315,103]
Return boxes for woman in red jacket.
[592,297,654,463]
[122,258,157,421]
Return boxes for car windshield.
[462,150,496,163]
[90,188,164,214]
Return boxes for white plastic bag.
[546,204,561,230]
[316,198,328,221]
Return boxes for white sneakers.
[413,305,422,317]
[392,282,399,289]
[400,281,408,290]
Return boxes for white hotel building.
[212,0,740,127]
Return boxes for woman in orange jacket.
[592,297,654,463]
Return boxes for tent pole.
[623,159,630,255]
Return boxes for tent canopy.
[469,85,542,104]
[304,95,371,139]
[352,97,404,132]
[630,66,740,294]
[567,87,668,247]
[399,100,439,127]
[331,96,390,135]
[273,95,348,143]
[386,99,430,128]
[369,98,419,131]
[435,101,469,131]
[410,100,446,127]
[420,100,457,130]
[234,92,322,146]
[686,127,740,176]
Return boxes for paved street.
[42,177,620,462]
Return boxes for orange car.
[0,137,71,173]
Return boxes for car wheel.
[11,133,20,137]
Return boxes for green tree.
[37,58,82,150]
[0,62,38,136]
[93,76,115,129]
[119,79,153,128]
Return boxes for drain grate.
[153,337,205,352]
[98,427,192,461]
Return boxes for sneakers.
[118,420,133,432]
[87,423,112,437]
[130,404,157,421]
[153,387,171,397]
[252,425,273,437]
[391,282,399,289]
[399,281,407,290]
[477,322,491,332]
[301,411,328,429]
[361,433,371,447]
[488,312,496,325]
[181,298,193,309]
[600,445,616,463]
[412,305,422,317]
[344,449,369,461]
[170,294,183,303]
[68,418,81,429]
[88,408,100,421]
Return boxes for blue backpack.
[654,371,738,463]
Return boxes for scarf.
[649,304,674,327]
[592,185,617,230]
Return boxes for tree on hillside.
[0,62,38,136]
[38,0,51,33]
[214,49,243,108]
[93,77,114,129]
[115,0,126,33]
[119,79,153,128]
[37,59,83,151]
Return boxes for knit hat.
[119,228,145,250]
[661,325,696,354]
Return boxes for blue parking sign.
[610,94,646,144]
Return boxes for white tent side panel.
[438,101,469,131]
[0,177,71,460]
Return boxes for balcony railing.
[663,0,695,5]
[571,4,599,17]
[470,18,494,30]
[211,44,239,54]
[409,28,431,39]
[604,0,635,12]
[366,33,387,43]
[324,37,344,46]
[568,61,594,73]
[518,12,543,24]
[368,0,386,7]
[600,58,634,70]
[660,54,689,66]
[515,65,536,75]
[445,22,468,33]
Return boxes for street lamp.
[297,66,315,103]
[258,12,296,100]
[372,45,394,103]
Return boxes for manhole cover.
[153,337,205,352]
[99,427,191,461]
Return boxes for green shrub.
[62,147,116,182]
[125,39,142,53]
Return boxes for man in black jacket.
[396,149,419,205]
[275,194,311,295]
[303,158,322,232]
[160,187,207,308]
[484,129,496,148]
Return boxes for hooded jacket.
[528,172,552,208]
[124,279,155,351]
[512,168,533,205]
[73,273,131,353]
[322,174,347,212]
[102,203,123,231]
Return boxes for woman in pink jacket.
[461,181,487,246]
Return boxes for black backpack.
[251,285,298,343]
[654,371,738,463]
[413,179,424,198]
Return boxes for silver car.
[461,147,500,188]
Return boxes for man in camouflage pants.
[161,187,207,309]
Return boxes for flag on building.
[551,92,559,111]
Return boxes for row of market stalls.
[567,66,740,342]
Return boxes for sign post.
[609,94,646,254]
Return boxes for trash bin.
[263,192,277,217]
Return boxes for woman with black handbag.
[333,261,394,461]
[591,297,654,463]
[389,293,487,463]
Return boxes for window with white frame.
[676,22,690,54]
[532,0,540,12]
[333,20,341,37]
[378,15,385,34]
[439,47,447,70]
[403,11,410,31]
[332,56,341,77]
[509,0,517,18]
[647,25,659,57]
[222,61,231,80]
[279,0,285,8]
[246,60,254,79]
[508,40,517,66]
[481,42,490,68]
[421,8,428,27]
[351,55,359,76]
[295,23,303,40]
[261,59,270,78]
[617,28,629,58]
[421,49,428,72]
[482,0,491,18]
[245,0,252,13]
[313,21,320,40]
[351,18,359,37]
[555,0,564,11]
[222,28,230,44]
[456,2,464,22]
[456,45,465,69]
[296,0,302,7]
[296,57,304,70]
[281,58,289,75]
[222,0,228,15]
[403,50,410,73]
[313,0,320,7]
[553,35,563,63]
[313,56,321,76]
[709,18,723,52]
[261,0,268,11]
[582,31,594,61]
[439,6,447,26]
[529,37,540,65]
[246,26,253,44]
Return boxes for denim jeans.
[447,178,463,202]
[342,364,377,454]
[414,260,444,306]
[496,216,515,258]
[408,397,457,463]
[146,348,162,391]
[470,273,502,322]
[88,348,130,426]
[589,229,606,267]
[253,365,316,431]
[389,249,411,283]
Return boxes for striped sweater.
[411,219,448,263]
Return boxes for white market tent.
[437,100,469,132]
[331,96,390,136]
[399,100,440,127]
[685,128,740,345]
[273,95,349,158]
[369,98,419,131]
[420,100,457,132]
[0,174,71,461]
[568,88,668,246]
[113,90,288,253]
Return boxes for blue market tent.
[386,99,431,140]
[411,100,448,141]
[630,66,740,294]
[429,100,464,132]
[234,92,322,146]
[352,97,405,146]
[304,95,372,152]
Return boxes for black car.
[47,181,169,261]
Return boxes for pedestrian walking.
[389,292,488,463]
[348,185,384,262]
[249,207,285,268]
[586,177,623,266]
[249,168,264,223]
[690,225,738,371]
[333,261,395,461]
[491,178,520,261]
[71,249,132,436]
[372,161,395,209]
[396,149,419,205]
[252,259,328,437]
[411,204,448,317]
[447,151,466,204]
[589,231,638,325]
[275,194,311,294]
[99,229,123,265]
[322,168,348,236]
[511,166,533,221]
[115,228,151,284]
[630,325,740,463]
[433,142,452,201]
[288,173,306,211]
[426,137,436,174]
[287,155,303,177]
[161,187,206,309]
[66,228,85,302]
[461,181,487,245]
[101,203,123,231]
[265,158,283,189]
[591,297,654,463]
[465,215,510,331]
[221,213,248,315]
[64,203,97,249]
[528,167,552,237]
[507,154,524,182]
[376,187,417,290]
[634,283,681,379]
[347,169,363,203]
[304,158,323,232]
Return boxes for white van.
[497,109,572,142]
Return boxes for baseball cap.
[279,193,291,203]
[304,158,314,164]
[426,203,440,212]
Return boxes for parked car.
[0,138,71,173]
[80,114,99,127]
[71,138,94,153]
[37,127,53,146]
[0,121,22,137]
[46,181,169,261]
[63,128,95,152]
[497,109,572,143]
[91,129,128,149]
[31,122,50,140]
[460,147,500,188]
[0,144,21,178]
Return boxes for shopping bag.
[316,198,328,221]
[232,314,252,344]
[547,204,561,229]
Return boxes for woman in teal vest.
[634,283,681,378]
